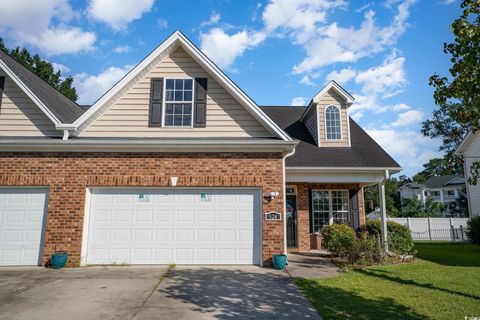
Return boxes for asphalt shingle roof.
[260,106,401,168]
[0,49,85,123]
[424,175,465,188]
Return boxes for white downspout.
[283,145,296,257]
[62,130,70,141]
[379,169,389,251]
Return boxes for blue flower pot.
[51,252,68,269]
[272,254,287,270]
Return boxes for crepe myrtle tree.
[422,0,480,185]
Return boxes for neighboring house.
[457,131,480,217]
[0,31,400,267]
[398,175,466,217]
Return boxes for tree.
[422,0,480,184]
[0,38,78,101]
[398,198,444,218]
[412,158,463,183]
[363,177,402,215]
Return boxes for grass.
[296,243,480,320]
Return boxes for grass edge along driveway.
[296,243,480,320]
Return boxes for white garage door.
[85,188,261,265]
[0,188,48,266]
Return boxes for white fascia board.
[72,34,179,129]
[0,59,61,125]
[456,131,474,154]
[72,31,292,141]
[0,138,296,153]
[286,171,386,184]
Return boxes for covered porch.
[285,167,395,252]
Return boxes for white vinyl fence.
[385,217,469,242]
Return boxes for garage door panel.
[0,188,48,266]
[86,189,261,265]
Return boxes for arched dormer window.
[325,105,341,140]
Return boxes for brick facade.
[288,183,365,251]
[0,152,285,266]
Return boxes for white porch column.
[379,170,389,250]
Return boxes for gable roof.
[261,106,401,169]
[400,182,427,190]
[72,31,291,141]
[424,175,465,188]
[0,49,85,124]
[299,81,355,123]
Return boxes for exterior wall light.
[266,191,279,201]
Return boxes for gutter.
[282,146,296,258]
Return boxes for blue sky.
[0,0,461,176]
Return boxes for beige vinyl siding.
[82,47,272,138]
[317,89,350,147]
[304,105,318,145]
[464,132,480,216]
[0,71,59,137]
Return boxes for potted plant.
[272,253,287,270]
[51,247,68,269]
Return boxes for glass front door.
[286,194,297,248]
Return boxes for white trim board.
[72,31,291,141]
[0,60,61,125]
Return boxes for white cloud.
[88,0,155,30]
[114,45,131,53]
[291,97,307,106]
[326,68,357,84]
[74,65,132,104]
[391,110,424,127]
[293,0,415,74]
[200,28,266,69]
[0,0,95,55]
[201,12,221,27]
[51,62,70,74]
[442,0,455,4]
[157,18,168,29]
[354,52,406,97]
[365,127,442,175]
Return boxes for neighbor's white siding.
[0,71,59,137]
[82,47,272,138]
[464,132,480,216]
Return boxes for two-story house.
[0,32,400,267]
[398,175,466,216]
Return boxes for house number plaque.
[265,211,281,221]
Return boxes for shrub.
[322,224,356,257]
[366,220,415,256]
[467,216,480,245]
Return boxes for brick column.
[358,187,366,228]
[295,183,311,251]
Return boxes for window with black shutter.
[149,78,163,127]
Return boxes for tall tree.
[422,0,480,184]
[412,157,463,183]
[0,38,78,101]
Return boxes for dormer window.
[325,105,341,140]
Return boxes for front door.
[286,193,297,248]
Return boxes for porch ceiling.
[285,167,394,185]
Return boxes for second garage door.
[84,188,262,265]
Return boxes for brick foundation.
[0,152,285,266]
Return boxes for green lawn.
[296,243,480,320]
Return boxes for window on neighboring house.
[325,105,342,140]
[164,78,193,127]
[447,190,455,196]
[312,190,349,232]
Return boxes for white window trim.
[311,189,350,233]
[324,105,342,141]
[286,185,297,195]
[161,77,195,128]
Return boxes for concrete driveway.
[0,266,320,320]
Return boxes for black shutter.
[194,78,207,128]
[149,78,163,127]
[0,76,4,109]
